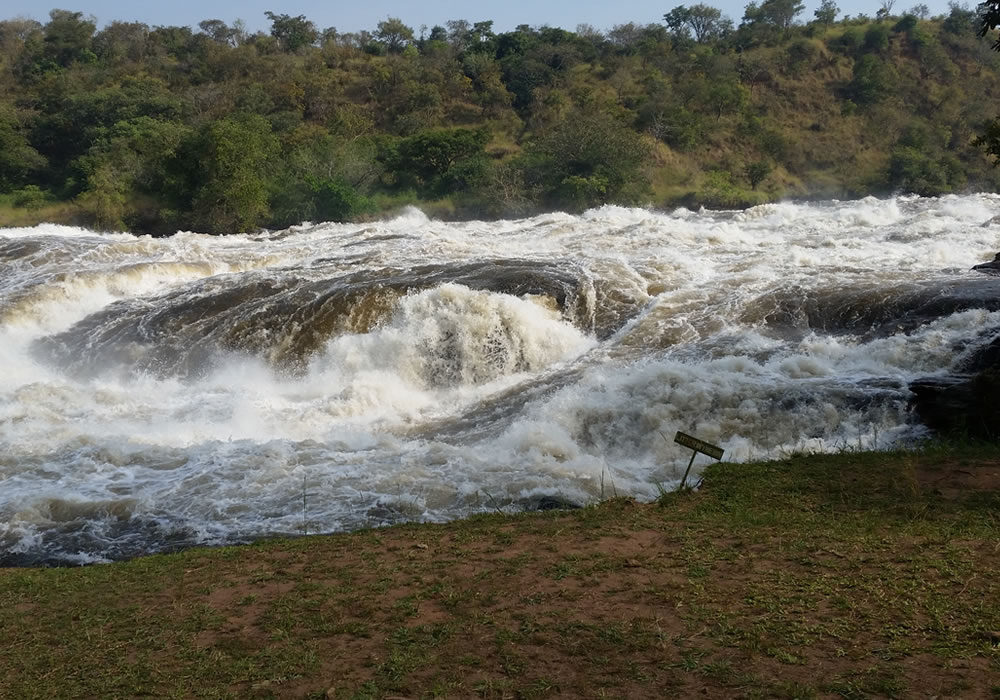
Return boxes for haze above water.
[3,195,1000,565]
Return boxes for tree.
[92,21,149,63]
[425,25,447,44]
[847,54,897,105]
[198,19,234,45]
[745,160,772,189]
[525,108,650,210]
[663,4,731,42]
[877,0,897,21]
[944,1,977,36]
[42,9,96,66]
[813,0,839,24]
[375,17,414,54]
[264,11,317,52]
[863,23,891,53]
[706,78,749,119]
[0,17,41,55]
[0,106,45,192]
[75,116,189,230]
[191,114,279,233]
[976,1,1000,163]
[388,127,489,195]
[305,177,372,222]
[463,53,513,115]
[742,0,805,31]
[981,0,1000,49]
[888,146,962,195]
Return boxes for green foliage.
[41,10,96,67]
[526,108,650,211]
[0,107,45,192]
[11,184,47,209]
[974,117,1000,166]
[893,14,919,33]
[944,2,978,36]
[886,122,965,195]
[77,163,127,229]
[740,0,805,46]
[265,11,317,53]
[979,0,1000,46]
[813,0,839,25]
[375,18,415,54]
[191,114,279,233]
[699,169,749,207]
[887,147,963,195]
[830,26,864,55]
[307,176,373,222]
[847,54,897,104]
[706,78,749,118]
[863,23,891,54]
[785,38,821,74]
[388,127,489,196]
[743,0,805,30]
[663,5,732,43]
[745,160,773,189]
[74,116,190,231]
[500,54,553,114]
[0,8,998,227]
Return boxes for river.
[3,195,1000,564]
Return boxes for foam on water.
[3,194,1000,564]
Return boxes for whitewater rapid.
[3,195,1000,564]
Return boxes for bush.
[525,108,650,211]
[887,147,964,195]
[308,177,373,222]
[847,54,897,105]
[862,24,890,54]
[829,27,863,55]
[12,185,47,210]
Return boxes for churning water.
[4,195,1000,564]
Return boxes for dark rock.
[910,369,1000,441]
[529,495,582,511]
[972,253,1000,275]
[957,334,1000,374]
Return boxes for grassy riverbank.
[2,445,999,699]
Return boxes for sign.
[674,431,724,461]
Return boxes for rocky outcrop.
[910,335,1000,440]
[973,253,1000,275]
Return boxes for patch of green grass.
[1,445,998,698]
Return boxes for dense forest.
[2,2,1000,233]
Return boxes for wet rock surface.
[973,252,1000,275]
[910,334,1000,440]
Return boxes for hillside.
[2,6,1000,233]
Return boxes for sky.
[1,1,964,36]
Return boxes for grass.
[1,444,999,698]
[0,197,85,229]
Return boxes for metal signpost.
[673,431,725,490]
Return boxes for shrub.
[12,185,47,210]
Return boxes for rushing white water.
[3,195,1000,564]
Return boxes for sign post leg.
[679,450,697,491]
